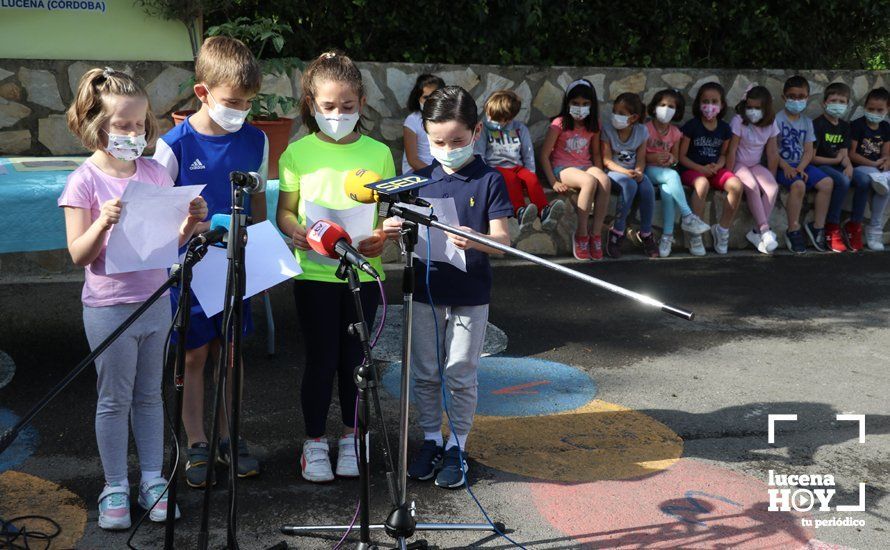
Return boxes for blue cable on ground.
[424,219,527,550]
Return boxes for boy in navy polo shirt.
[153,36,268,487]
[384,87,512,489]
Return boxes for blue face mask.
[865,111,886,124]
[825,103,847,118]
[785,99,807,114]
[484,119,502,131]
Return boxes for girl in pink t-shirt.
[644,89,710,257]
[726,85,781,254]
[539,78,611,260]
[58,67,206,530]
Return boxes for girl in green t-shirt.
[276,51,394,483]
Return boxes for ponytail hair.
[300,50,366,134]
[66,67,157,151]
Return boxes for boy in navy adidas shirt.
[154,36,267,487]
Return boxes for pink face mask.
[701,103,722,120]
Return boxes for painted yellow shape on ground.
[0,470,86,549]
[470,399,683,482]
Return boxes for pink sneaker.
[573,235,590,260]
[589,234,603,260]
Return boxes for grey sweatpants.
[410,302,489,436]
[83,299,170,485]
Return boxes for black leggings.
[293,279,380,438]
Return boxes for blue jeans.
[819,165,869,223]
[854,166,890,229]
[815,164,850,224]
[645,166,692,235]
[609,171,654,233]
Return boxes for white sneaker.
[865,226,885,251]
[138,477,180,523]
[658,234,674,257]
[301,438,334,482]
[710,224,729,254]
[687,234,706,256]
[335,435,359,478]
[869,172,890,196]
[747,229,772,254]
[681,213,710,235]
[763,230,779,253]
[98,483,131,530]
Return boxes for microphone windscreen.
[210,213,230,231]
[344,168,382,203]
[307,219,351,259]
[248,171,266,194]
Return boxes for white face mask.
[206,89,250,133]
[314,108,360,141]
[745,108,764,123]
[104,131,146,161]
[429,132,477,170]
[569,105,590,120]
[655,106,676,124]
[611,113,631,130]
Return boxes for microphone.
[230,171,266,194]
[191,213,229,247]
[307,219,380,279]
[344,169,431,207]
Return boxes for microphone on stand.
[230,171,266,194]
[307,219,380,279]
[191,213,230,247]
[344,169,431,207]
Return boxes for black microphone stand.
[280,256,404,547]
[197,180,249,550]
[163,238,207,548]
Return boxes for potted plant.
[171,16,302,179]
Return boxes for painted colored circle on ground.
[0,470,86,548]
[529,458,816,549]
[372,305,508,363]
[0,408,39,473]
[470,399,682,482]
[382,356,597,417]
[0,350,14,390]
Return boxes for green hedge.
[206,0,890,69]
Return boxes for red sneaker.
[843,221,863,252]
[573,235,590,260]
[589,234,603,260]
[825,223,847,253]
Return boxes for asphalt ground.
[1,249,889,549]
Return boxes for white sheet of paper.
[105,181,205,274]
[191,221,302,317]
[304,201,377,267]
[402,197,467,272]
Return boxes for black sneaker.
[803,222,827,252]
[434,446,468,489]
[786,229,806,254]
[218,438,260,478]
[186,442,213,488]
[541,199,566,232]
[407,440,443,481]
[606,229,625,259]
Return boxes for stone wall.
[1,58,887,159]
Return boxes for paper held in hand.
[105,181,205,274]
[191,220,303,317]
